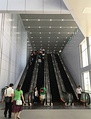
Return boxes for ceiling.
[20,13,78,53]
[63,0,91,37]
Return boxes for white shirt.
[35,90,38,97]
[4,87,14,97]
[76,87,82,94]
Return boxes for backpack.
[1,86,8,97]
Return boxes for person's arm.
[21,94,25,104]
[2,90,6,102]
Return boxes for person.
[12,84,25,119]
[76,85,82,104]
[2,83,14,118]
[34,87,39,103]
[40,87,46,104]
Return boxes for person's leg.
[14,112,18,119]
[4,102,8,117]
[8,102,13,118]
[17,111,21,118]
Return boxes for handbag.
[5,96,11,103]
[16,100,22,105]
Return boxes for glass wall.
[80,39,88,67]
[82,71,91,92]
[80,37,91,92]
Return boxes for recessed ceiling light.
[48,37,50,39]
[38,19,40,21]
[64,41,65,42]
[50,19,52,21]
[40,37,42,39]
[31,37,33,38]
[30,32,32,34]
[32,41,34,42]
[49,32,51,34]
[26,19,29,21]
[49,26,51,28]
[58,32,60,34]
[40,41,42,42]
[48,41,50,42]
[48,44,50,46]
[28,26,30,28]
[39,32,41,34]
[60,26,62,28]
[57,37,59,39]
[66,37,67,39]
[56,41,58,42]
[62,19,64,21]
[39,26,41,28]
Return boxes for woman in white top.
[76,85,82,103]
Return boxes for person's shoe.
[4,113,7,118]
[8,117,11,118]
[17,116,21,119]
[8,115,11,118]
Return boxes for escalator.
[36,59,44,95]
[55,54,77,101]
[21,55,36,95]
[47,54,60,104]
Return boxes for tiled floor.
[0,102,91,119]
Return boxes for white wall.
[62,29,84,86]
[0,0,69,14]
[0,13,27,100]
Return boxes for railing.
[80,92,90,105]
[24,56,38,104]
[58,54,77,99]
[52,54,66,103]
[44,55,52,106]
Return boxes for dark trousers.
[78,94,81,104]
[4,101,13,117]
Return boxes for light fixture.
[28,26,30,28]
[38,19,40,21]
[26,19,29,21]
[50,19,52,21]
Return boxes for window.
[82,71,90,92]
[88,36,91,64]
[80,39,88,67]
